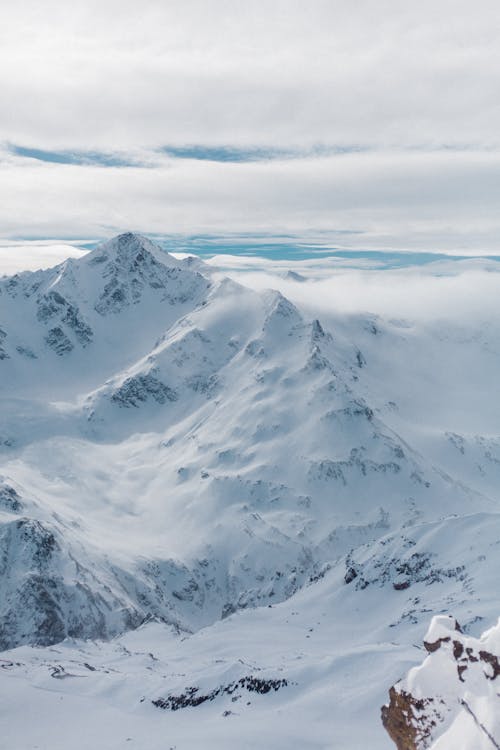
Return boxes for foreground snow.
[1,233,500,748]
[1,573,419,750]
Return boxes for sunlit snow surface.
[1,234,500,749]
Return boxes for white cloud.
[1,0,500,151]
[1,148,500,251]
[0,244,88,275]
[208,253,500,323]
[1,1,500,246]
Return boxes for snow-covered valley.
[1,233,500,749]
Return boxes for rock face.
[382,615,500,749]
[381,688,431,750]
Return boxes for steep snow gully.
[1,233,499,749]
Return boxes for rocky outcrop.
[45,326,74,355]
[382,615,500,749]
[0,484,23,513]
[381,687,437,750]
[0,328,8,359]
[110,372,178,407]
[37,290,93,347]
[153,676,289,711]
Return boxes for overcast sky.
[1,0,500,251]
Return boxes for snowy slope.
[1,234,500,748]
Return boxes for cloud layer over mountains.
[1,1,500,248]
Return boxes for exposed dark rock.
[479,649,500,679]
[0,484,23,513]
[381,687,437,750]
[186,373,218,396]
[393,579,411,591]
[153,676,289,711]
[37,291,93,346]
[344,566,358,584]
[309,446,399,484]
[0,328,8,360]
[345,546,468,595]
[356,350,366,368]
[92,234,208,315]
[311,319,328,341]
[5,276,20,297]
[424,619,461,653]
[15,345,37,359]
[45,327,74,355]
[111,374,178,408]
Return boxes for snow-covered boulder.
[382,615,500,749]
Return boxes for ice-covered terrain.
[1,233,500,749]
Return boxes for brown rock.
[381,687,434,750]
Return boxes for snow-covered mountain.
[1,233,500,749]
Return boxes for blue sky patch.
[160,144,368,163]
[9,145,142,167]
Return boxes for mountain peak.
[116,231,144,243]
[111,232,155,253]
[88,232,177,269]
